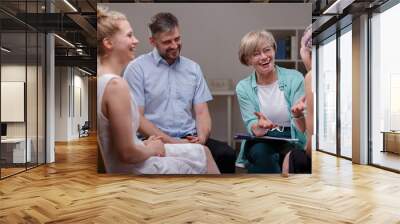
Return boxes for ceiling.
[0,0,96,74]
[99,0,307,2]
[0,0,394,74]
[310,0,390,42]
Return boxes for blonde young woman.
[97,6,219,174]
[283,26,313,175]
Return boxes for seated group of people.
[97,7,312,175]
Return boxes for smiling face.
[248,42,276,76]
[150,26,181,64]
[111,19,139,65]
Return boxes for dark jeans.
[244,128,293,173]
[245,140,293,173]
[288,150,311,174]
[244,128,311,174]
[205,138,236,173]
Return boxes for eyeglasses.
[252,47,273,60]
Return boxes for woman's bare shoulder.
[106,77,129,93]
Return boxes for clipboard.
[234,133,299,143]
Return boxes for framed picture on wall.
[1,81,25,122]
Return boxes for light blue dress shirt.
[123,48,213,138]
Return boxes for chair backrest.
[82,121,90,130]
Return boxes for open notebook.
[234,133,298,143]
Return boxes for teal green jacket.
[235,66,307,167]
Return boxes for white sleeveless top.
[97,74,207,174]
[257,81,291,127]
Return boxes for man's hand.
[291,96,306,118]
[252,112,277,137]
[170,137,190,144]
[185,135,206,144]
[153,135,189,144]
[138,107,181,145]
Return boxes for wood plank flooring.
[1,167,26,177]
[0,135,399,223]
[372,151,400,171]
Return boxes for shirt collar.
[151,48,163,65]
[251,66,283,90]
[250,71,258,90]
[151,48,180,66]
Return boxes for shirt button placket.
[168,67,173,130]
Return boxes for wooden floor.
[1,167,26,178]
[0,135,400,223]
[372,150,400,171]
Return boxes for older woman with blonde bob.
[235,30,307,173]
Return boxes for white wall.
[72,73,89,138]
[1,65,26,139]
[1,65,40,137]
[1,64,46,164]
[102,3,311,142]
[54,67,89,141]
[1,65,25,126]
[55,66,69,141]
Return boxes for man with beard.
[123,12,236,173]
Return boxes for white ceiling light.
[323,0,355,15]
[63,0,78,12]
[1,47,11,53]
[54,34,75,48]
[78,67,92,76]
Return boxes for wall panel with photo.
[97,3,311,175]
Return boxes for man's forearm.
[196,114,211,144]
[138,115,176,143]
[193,103,212,144]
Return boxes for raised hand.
[252,112,277,137]
[291,96,306,118]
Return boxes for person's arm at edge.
[291,72,306,132]
[292,98,306,132]
[304,71,313,156]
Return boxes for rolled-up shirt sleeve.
[291,71,305,117]
[236,81,258,135]
[193,64,213,105]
